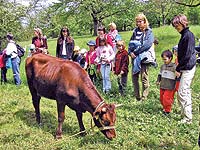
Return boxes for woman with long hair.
[56,26,74,60]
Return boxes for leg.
[132,72,140,100]
[121,74,128,95]
[76,111,86,136]
[11,57,21,85]
[32,95,41,124]
[104,64,111,92]
[1,67,7,83]
[162,89,174,113]
[100,64,106,92]
[177,66,195,121]
[56,101,66,139]
[141,64,149,99]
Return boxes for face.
[136,17,145,30]
[173,51,178,57]
[93,104,117,140]
[99,40,106,46]
[109,25,114,31]
[162,55,172,65]
[173,23,184,33]
[89,45,95,51]
[62,29,68,37]
[34,31,39,37]
[116,44,123,51]
[98,30,104,36]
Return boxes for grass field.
[0,26,200,150]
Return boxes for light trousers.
[177,66,196,120]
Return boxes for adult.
[32,28,48,54]
[56,27,75,60]
[172,14,196,124]
[128,13,154,101]
[5,33,21,85]
[108,22,118,53]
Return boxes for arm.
[176,33,195,72]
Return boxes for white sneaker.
[179,118,192,124]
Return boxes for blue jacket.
[129,27,154,55]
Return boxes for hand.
[130,52,136,59]
[120,71,124,75]
[175,71,181,78]
[156,81,160,85]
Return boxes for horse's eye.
[104,120,110,126]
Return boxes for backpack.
[16,44,25,57]
[115,34,122,42]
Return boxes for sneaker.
[179,118,192,124]
[163,111,170,116]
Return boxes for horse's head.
[93,102,121,140]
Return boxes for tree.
[175,0,200,7]
[52,0,137,36]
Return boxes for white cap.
[29,44,35,51]
[80,48,87,54]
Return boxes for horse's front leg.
[55,101,65,139]
[76,111,86,136]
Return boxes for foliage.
[0,26,200,149]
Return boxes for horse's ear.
[93,111,100,120]
[114,104,123,108]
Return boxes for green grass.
[0,26,200,150]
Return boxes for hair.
[172,14,188,28]
[116,40,125,49]
[99,37,107,46]
[135,13,149,29]
[58,26,73,44]
[109,22,117,30]
[34,28,43,38]
[60,26,70,38]
[161,49,173,59]
[98,26,106,34]
[6,33,13,40]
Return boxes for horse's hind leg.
[29,86,41,124]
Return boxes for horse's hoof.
[55,132,62,139]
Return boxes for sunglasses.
[62,30,67,32]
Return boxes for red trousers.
[160,89,175,113]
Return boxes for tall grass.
[0,26,199,150]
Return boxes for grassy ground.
[0,26,200,150]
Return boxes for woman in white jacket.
[5,33,21,85]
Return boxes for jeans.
[100,64,111,92]
[11,56,21,85]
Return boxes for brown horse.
[25,53,119,140]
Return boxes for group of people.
[0,13,197,125]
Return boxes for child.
[156,50,176,115]
[84,40,97,84]
[95,37,115,93]
[113,40,129,95]
[172,45,180,92]
[72,46,80,61]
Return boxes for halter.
[93,101,115,131]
